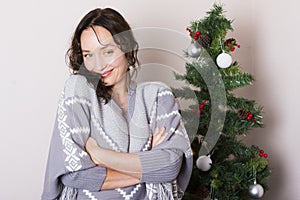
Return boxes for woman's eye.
[84,54,93,58]
[103,49,114,56]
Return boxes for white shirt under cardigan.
[42,75,193,200]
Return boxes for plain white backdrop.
[0,0,299,199]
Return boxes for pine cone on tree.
[237,109,250,119]
[197,34,212,48]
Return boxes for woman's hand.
[85,137,142,178]
[152,127,167,148]
[101,168,140,190]
[86,137,105,166]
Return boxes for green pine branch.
[176,3,271,199]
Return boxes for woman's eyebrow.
[82,44,115,53]
[82,49,91,52]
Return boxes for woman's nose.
[93,54,108,71]
[94,64,108,72]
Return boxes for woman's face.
[80,26,128,87]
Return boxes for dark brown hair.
[66,8,139,103]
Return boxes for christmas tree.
[173,4,271,200]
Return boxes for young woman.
[42,8,192,200]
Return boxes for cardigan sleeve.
[137,85,192,191]
[42,78,107,199]
[60,166,106,191]
[137,146,184,183]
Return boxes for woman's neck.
[110,75,129,112]
[110,74,129,97]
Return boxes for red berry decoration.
[246,113,253,120]
[196,101,207,115]
[186,28,202,41]
[259,150,264,154]
[224,38,240,52]
[253,117,257,122]
[258,149,269,159]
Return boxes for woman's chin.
[101,78,113,86]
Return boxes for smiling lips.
[101,69,113,78]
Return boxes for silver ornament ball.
[196,155,212,171]
[216,52,232,68]
[248,183,264,199]
[188,42,201,58]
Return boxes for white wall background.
[0,0,299,199]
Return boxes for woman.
[42,8,192,200]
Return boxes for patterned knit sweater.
[42,74,193,200]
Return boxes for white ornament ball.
[188,42,201,58]
[248,183,264,199]
[196,155,212,171]
[216,52,232,68]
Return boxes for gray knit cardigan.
[42,75,193,200]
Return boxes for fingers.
[86,137,97,147]
[153,127,166,136]
[86,137,98,154]
[152,127,167,148]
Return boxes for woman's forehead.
[80,26,115,50]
